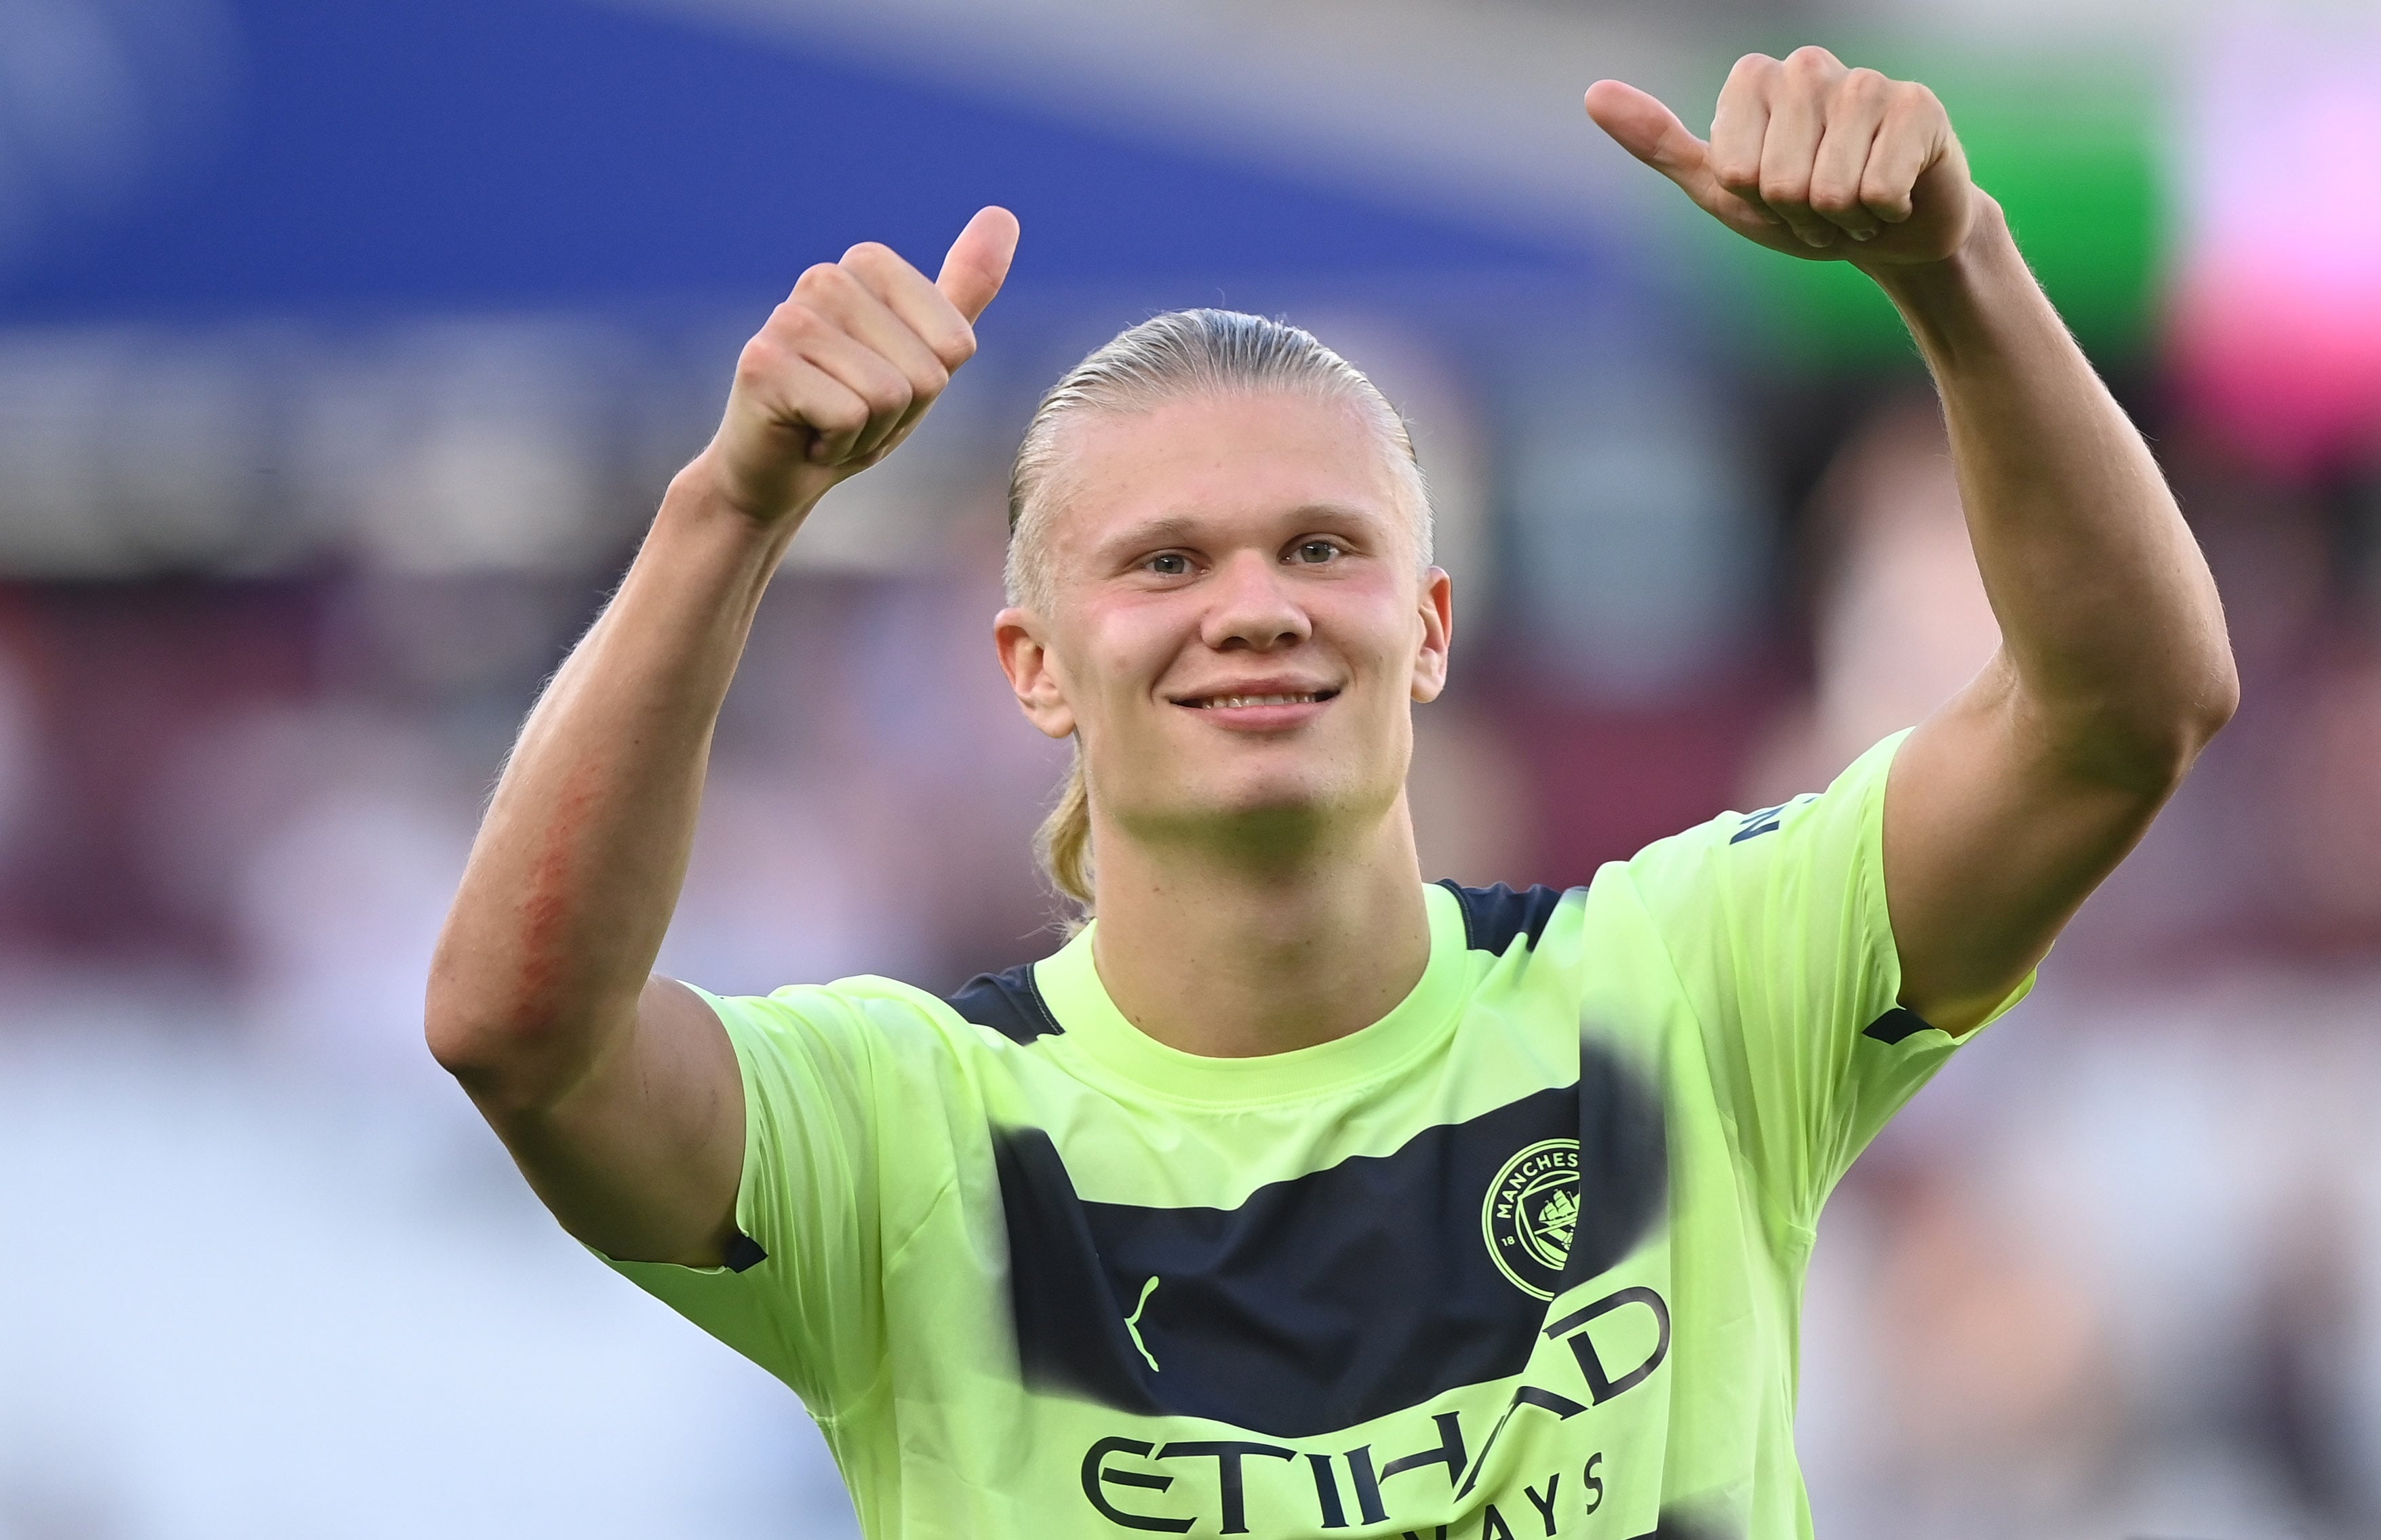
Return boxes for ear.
[1410,566,1454,703]
[995,606,1078,739]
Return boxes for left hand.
[1586,47,1977,267]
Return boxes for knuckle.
[1809,182,1858,216]
[1843,66,1888,96]
[937,323,979,366]
[795,262,854,303]
[815,398,867,436]
[1731,52,1777,78]
[854,356,911,410]
[1786,44,1840,75]
[841,239,897,269]
[1712,158,1760,193]
[773,302,829,342]
[734,338,781,387]
[1760,172,1811,207]
[1862,180,1911,215]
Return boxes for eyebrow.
[1096,514,1203,557]
[1093,502,1385,561]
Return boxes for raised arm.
[425,208,1017,1265]
[1588,53,2235,1033]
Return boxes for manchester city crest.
[1482,1138,1580,1299]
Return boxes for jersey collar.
[1029,883,1472,1105]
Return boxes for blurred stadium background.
[3,0,2380,1535]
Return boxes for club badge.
[1482,1138,1580,1299]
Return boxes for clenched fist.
[1586,48,1977,267]
[693,205,1019,524]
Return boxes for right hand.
[1585,52,1975,268]
[692,205,1019,524]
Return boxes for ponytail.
[1036,745,1095,924]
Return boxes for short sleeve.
[1624,730,2032,1233]
[602,985,886,1417]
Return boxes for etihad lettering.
[1080,1438,1193,1533]
[1344,1410,1468,1523]
[1154,1442,1293,1535]
[1457,1386,1586,1498]
[1086,1438,1616,1536]
[1543,1285,1669,1404]
[1306,1451,1347,1528]
[1457,1282,1668,1498]
[1079,1284,1664,1533]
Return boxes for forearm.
[1868,200,2237,785]
[427,460,800,1104]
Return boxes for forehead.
[1041,391,1410,558]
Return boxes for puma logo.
[1124,1276,1162,1373]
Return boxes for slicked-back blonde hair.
[1005,309,1433,921]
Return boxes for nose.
[1200,549,1310,653]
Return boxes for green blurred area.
[1712,50,2166,368]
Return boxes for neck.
[1086,799,1434,1057]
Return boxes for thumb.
[936,205,1019,324]
[1584,80,1720,208]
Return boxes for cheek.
[1071,606,1189,713]
[1330,589,1424,686]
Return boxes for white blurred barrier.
[0,1015,857,1540]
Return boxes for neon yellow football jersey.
[606,730,2028,1539]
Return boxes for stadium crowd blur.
[4,1,2380,1536]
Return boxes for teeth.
[1201,693,1318,709]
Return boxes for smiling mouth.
[1177,690,1339,709]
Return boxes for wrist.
[654,454,810,575]
[1857,192,2013,307]
[663,451,814,546]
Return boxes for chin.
[1191,766,1397,834]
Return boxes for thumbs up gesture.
[1586,49,1976,267]
[696,205,1019,524]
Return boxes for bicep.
[1885,656,2172,1033]
[481,976,747,1267]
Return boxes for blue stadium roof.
[1,0,1614,322]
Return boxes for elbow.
[424,929,506,1082]
[2104,658,2241,795]
[424,972,627,1116]
[2038,653,2238,799]
[2198,649,2243,742]
[2167,647,2241,769]
[2190,603,2243,741]
[423,986,513,1089]
[424,1010,568,1116]
[422,979,565,1111]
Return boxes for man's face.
[996,391,1453,851]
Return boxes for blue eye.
[1147,553,1190,576]
[1295,540,1341,564]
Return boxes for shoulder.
[1432,879,1575,957]
[697,968,1051,1067]
[1431,878,1634,988]
[1626,730,1910,896]
[940,962,1067,1045]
